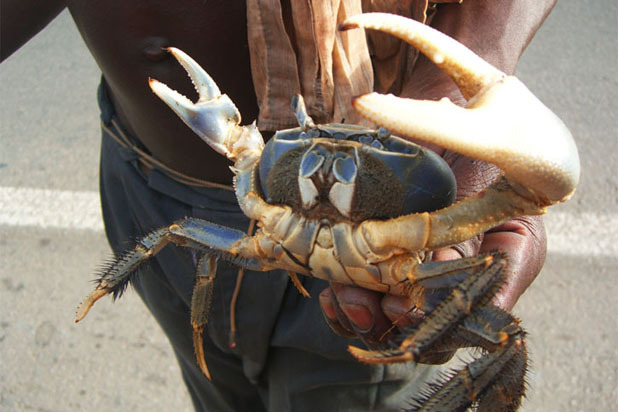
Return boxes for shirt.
[246,0,463,130]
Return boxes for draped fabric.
[246,0,463,130]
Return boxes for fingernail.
[340,303,373,332]
[319,293,337,320]
[383,308,424,328]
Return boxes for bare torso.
[67,0,259,183]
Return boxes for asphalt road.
[1,2,616,411]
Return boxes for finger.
[381,297,456,366]
[381,295,425,329]
[432,232,483,262]
[330,284,393,348]
[319,287,356,338]
[430,151,495,262]
[480,215,547,311]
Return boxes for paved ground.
[1,2,616,411]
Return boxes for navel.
[142,36,170,62]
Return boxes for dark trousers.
[97,79,437,411]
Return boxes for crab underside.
[75,13,579,412]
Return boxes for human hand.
[318,42,548,356]
[318,0,556,363]
[318,45,547,362]
[318,154,547,362]
[318,149,547,363]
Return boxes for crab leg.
[410,332,527,412]
[342,13,580,205]
[350,254,528,411]
[349,253,506,363]
[75,227,172,322]
[148,47,264,166]
[191,254,218,380]
[357,176,542,253]
[75,218,271,323]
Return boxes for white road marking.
[543,211,618,257]
[0,186,104,231]
[0,186,616,257]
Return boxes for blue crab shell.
[258,124,456,222]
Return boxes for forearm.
[0,0,66,62]
[402,0,557,101]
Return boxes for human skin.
[1,0,555,360]
[2,0,257,182]
[318,0,554,352]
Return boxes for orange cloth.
[246,0,463,130]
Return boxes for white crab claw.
[148,47,245,159]
[167,47,222,99]
[343,13,580,204]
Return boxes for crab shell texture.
[145,13,579,297]
[258,118,457,222]
[227,99,461,295]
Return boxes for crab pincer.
[341,13,580,205]
[148,47,264,165]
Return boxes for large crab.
[75,13,579,412]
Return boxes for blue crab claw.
[342,13,580,205]
[149,47,263,163]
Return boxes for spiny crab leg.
[148,47,264,164]
[342,13,580,205]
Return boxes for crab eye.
[333,156,357,183]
